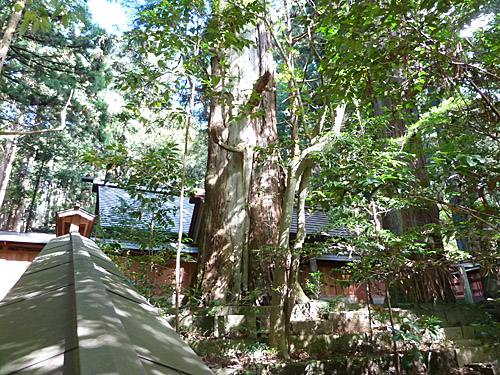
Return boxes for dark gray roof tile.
[291,209,349,237]
[98,186,194,235]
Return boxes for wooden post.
[309,256,319,299]
[459,265,474,304]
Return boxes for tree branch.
[466,77,500,119]
[415,195,500,233]
[0,90,73,136]
[216,140,245,153]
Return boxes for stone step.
[455,345,500,367]
[465,363,500,375]
[452,338,484,347]
[443,325,499,341]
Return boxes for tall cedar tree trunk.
[25,158,45,231]
[377,100,455,303]
[192,20,282,303]
[247,21,283,303]
[0,136,18,210]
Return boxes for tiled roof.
[290,209,350,237]
[0,233,213,375]
[98,185,348,238]
[98,185,194,235]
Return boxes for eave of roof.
[101,238,199,254]
[0,231,56,244]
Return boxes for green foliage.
[0,0,121,231]
[84,142,183,237]
[102,242,179,300]
[391,315,442,371]
[242,342,278,357]
[86,142,185,302]
[83,142,181,191]
[305,270,324,298]
[318,0,484,104]
[472,310,500,346]
[309,0,500,305]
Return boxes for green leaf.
[24,10,36,21]
[405,334,421,343]
[32,19,40,33]
[62,14,69,28]
[14,3,24,12]
[19,18,30,35]
[466,156,477,166]
[40,16,50,31]
[37,6,48,17]
[392,333,403,342]
[53,7,63,17]
[76,11,86,24]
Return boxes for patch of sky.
[460,13,495,38]
[87,0,133,34]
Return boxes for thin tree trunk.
[0,136,18,211]
[9,149,36,232]
[24,158,45,232]
[374,200,400,374]
[33,158,54,228]
[0,111,23,212]
[386,287,401,375]
[270,163,301,358]
[0,0,26,77]
[285,165,312,347]
[176,72,197,332]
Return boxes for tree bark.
[0,110,23,211]
[0,136,19,211]
[192,20,282,304]
[8,149,36,232]
[25,158,45,232]
[33,158,54,229]
[0,0,26,77]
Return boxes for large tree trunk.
[247,20,283,304]
[192,20,281,304]
[0,0,26,77]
